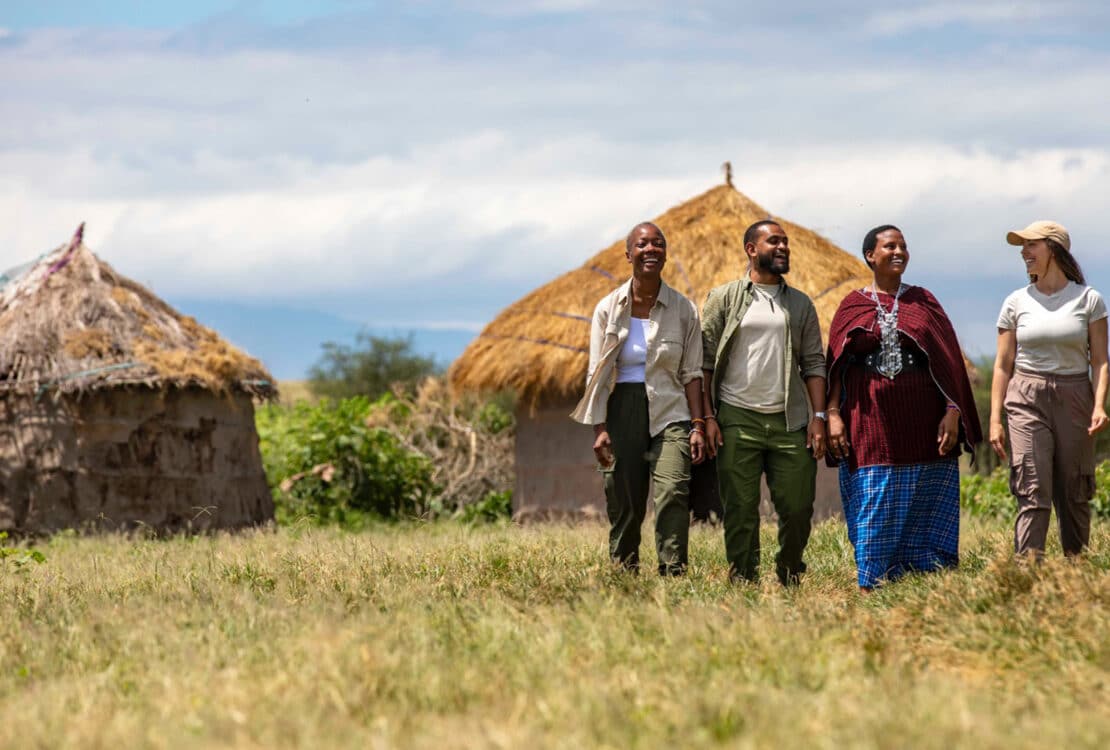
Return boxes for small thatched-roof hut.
[0,225,275,534]
[450,183,873,520]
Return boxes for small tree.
[308,333,438,400]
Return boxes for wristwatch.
[813,411,828,421]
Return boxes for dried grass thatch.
[450,184,873,405]
[0,225,274,398]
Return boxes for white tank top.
[616,318,648,383]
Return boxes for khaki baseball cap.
[1006,220,1070,251]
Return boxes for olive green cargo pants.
[602,383,691,575]
[716,402,816,585]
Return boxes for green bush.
[257,396,436,527]
[455,490,512,525]
[961,460,1110,519]
[959,466,1013,519]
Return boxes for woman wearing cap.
[571,222,706,576]
[825,225,981,591]
[990,221,1109,559]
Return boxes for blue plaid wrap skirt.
[839,458,960,588]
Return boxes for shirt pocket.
[654,334,684,373]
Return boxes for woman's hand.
[690,429,706,465]
[827,412,849,460]
[1089,407,1110,436]
[704,417,723,460]
[989,420,1007,462]
[937,409,960,455]
[593,425,613,468]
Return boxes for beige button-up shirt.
[571,279,703,437]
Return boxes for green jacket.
[701,277,826,432]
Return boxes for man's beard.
[756,251,789,275]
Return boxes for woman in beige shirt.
[571,222,705,575]
[990,220,1109,558]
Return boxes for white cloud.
[864,1,1080,35]
[3,137,1105,304]
[2,13,1110,360]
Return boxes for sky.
[2,1,1110,378]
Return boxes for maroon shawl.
[826,286,983,452]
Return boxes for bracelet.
[689,426,705,436]
[827,407,840,414]
[946,404,960,412]
[691,418,706,425]
[704,415,717,422]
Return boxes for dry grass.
[277,380,317,406]
[1,518,1108,748]
[449,183,872,405]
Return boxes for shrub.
[455,490,513,525]
[961,460,1110,520]
[256,396,436,527]
[368,377,515,517]
[960,465,1012,519]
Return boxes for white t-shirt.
[719,283,787,413]
[616,317,648,383]
[996,282,1108,375]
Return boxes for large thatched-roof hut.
[0,226,275,534]
[451,183,874,520]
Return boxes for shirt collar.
[617,278,672,307]
[741,275,789,293]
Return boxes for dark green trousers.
[716,402,816,585]
[602,383,691,575]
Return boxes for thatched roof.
[450,184,873,405]
[0,225,274,398]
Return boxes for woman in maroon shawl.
[826,225,981,591]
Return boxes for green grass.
[2,519,1109,748]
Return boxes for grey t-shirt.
[719,283,786,413]
[997,282,1108,375]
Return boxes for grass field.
[2,519,1109,749]
[276,380,315,406]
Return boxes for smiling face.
[746,223,790,276]
[1020,238,1053,278]
[865,229,909,278]
[625,223,667,277]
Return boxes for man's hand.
[807,417,826,461]
[704,418,723,460]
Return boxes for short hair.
[861,224,902,269]
[743,219,782,249]
[625,222,666,252]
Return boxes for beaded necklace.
[868,283,907,379]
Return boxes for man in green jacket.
[701,220,828,585]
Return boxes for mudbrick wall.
[514,400,844,523]
[0,386,273,534]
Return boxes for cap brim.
[1006,230,1033,246]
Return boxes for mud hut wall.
[0,387,273,534]
[513,401,604,521]
[512,400,844,523]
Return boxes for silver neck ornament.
[869,283,907,379]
